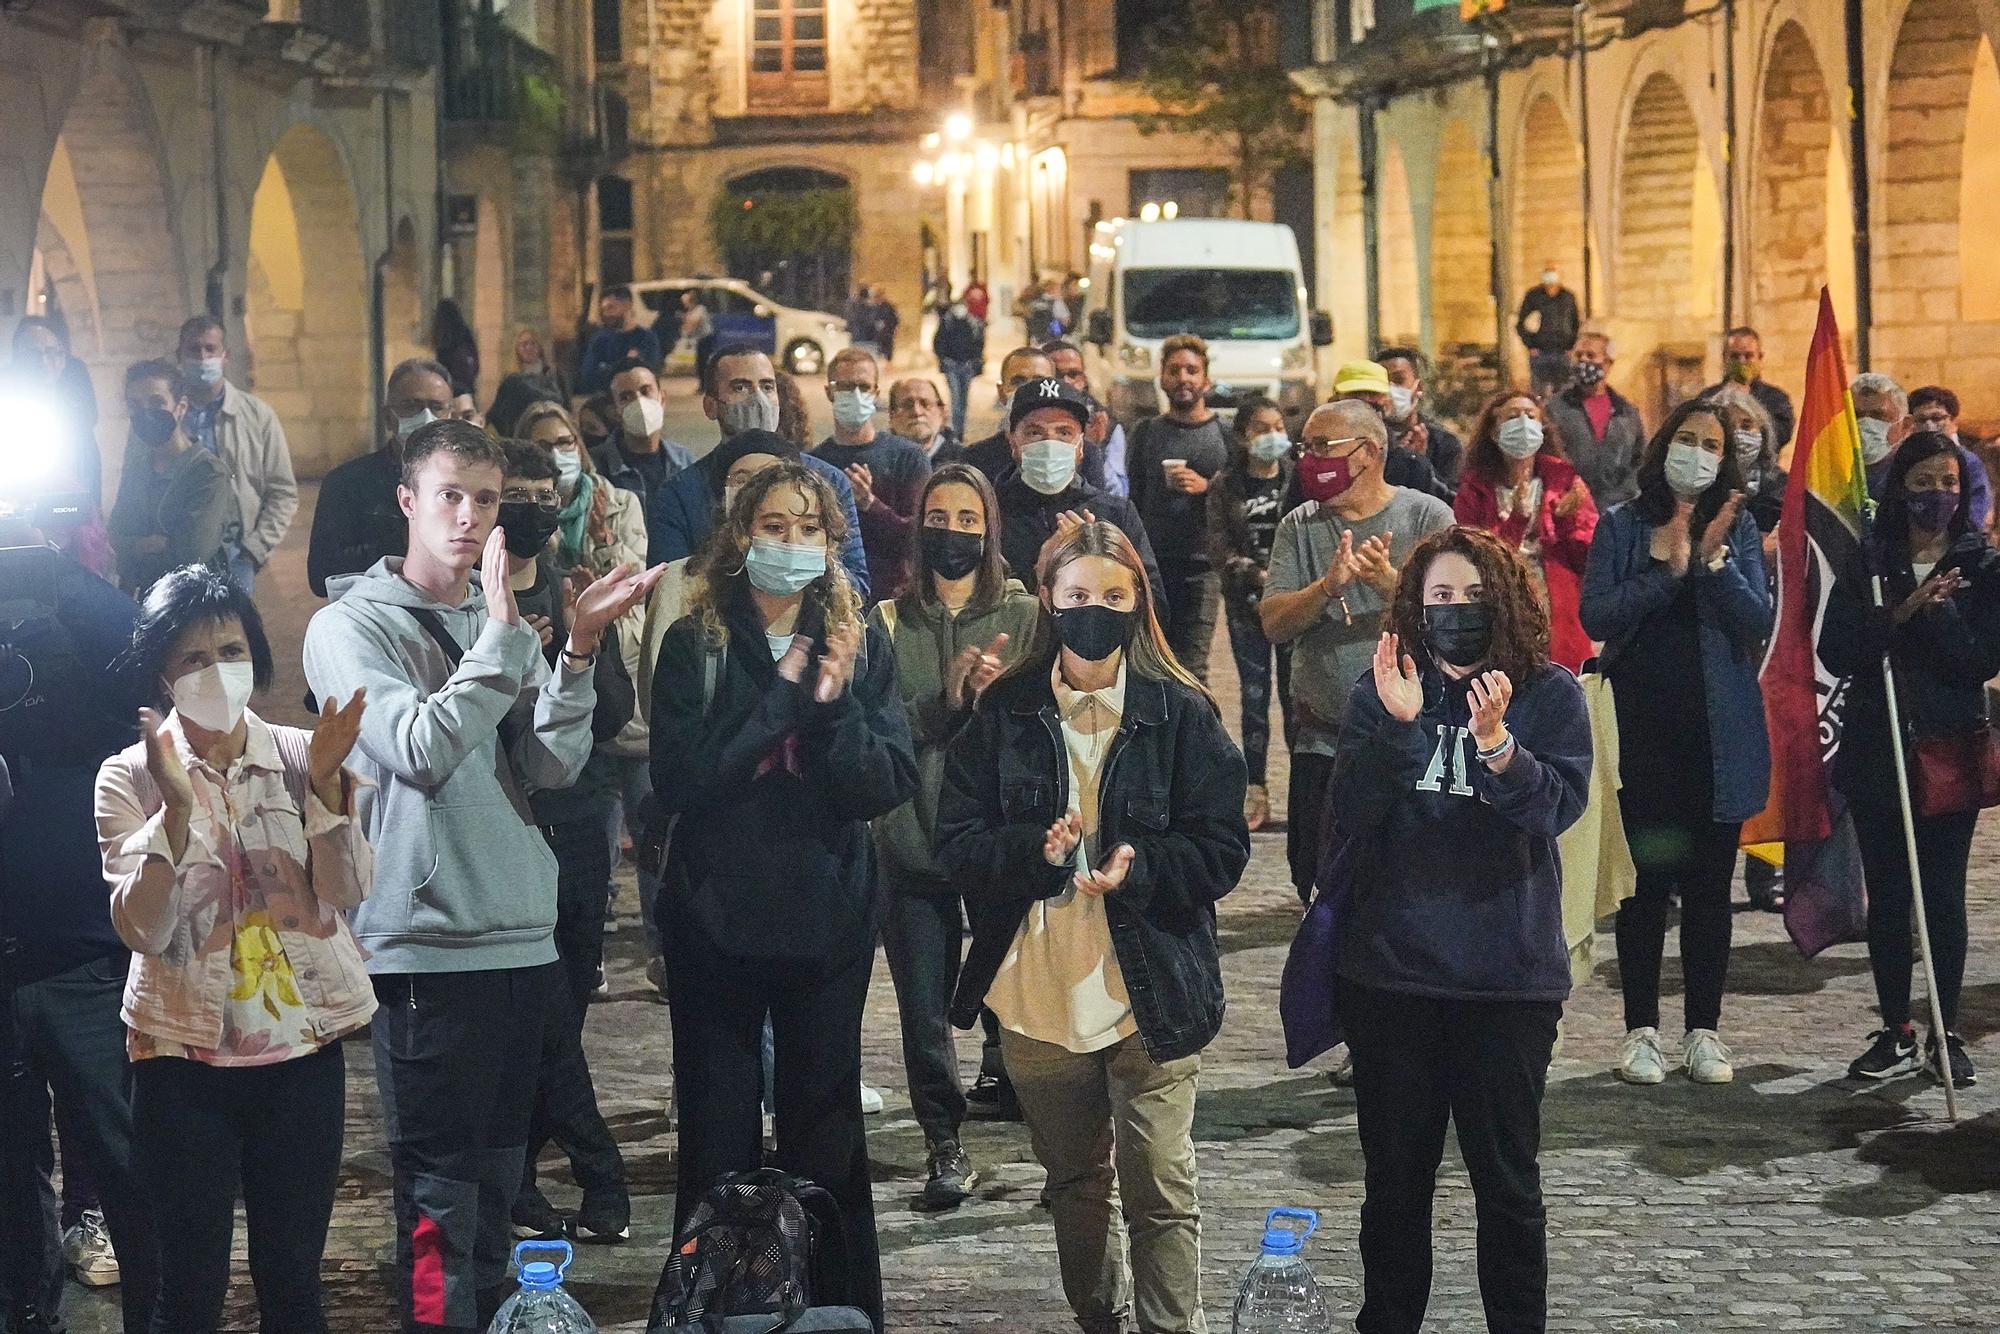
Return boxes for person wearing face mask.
[813,347,932,603]
[938,521,1249,1334]
[1126,334,1231,684]
[1326,526,1590,1334]
[1207,396,1298,831]
[958,347,1058,482]
[1699,326,1795,453]
[994,378,1163,609]
[1545,330,1647,508]
[1580,401,1771,1089]
[491,443,637,1244]
[1861,382,1994,530]
[1261,400,1454,903]
[931,289,987,439]
[307,357,456,597]
[107,361,232,598]
[599,364,695,518]
[171,315,298,592]
[1453,390,1598,671]
[92,566,371,1333]
[647,346,870,590]
[867,463,1039,1210]
[1821,432,2000,1091]
[1322,360,1453,504]
[650,463,916,1329]
[1377,347,1465,491]
[1515,261,1582,398]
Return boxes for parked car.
[633,277,850,377]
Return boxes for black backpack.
[647,1169,852,1334]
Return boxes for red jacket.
[1454,454,1599,671]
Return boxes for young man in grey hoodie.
[302,419,663,1332]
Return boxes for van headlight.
[1118,344,1152,371]
[1280,344,1311,370]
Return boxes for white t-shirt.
[986,661,1139,1053]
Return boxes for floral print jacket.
[95,710,376,1060]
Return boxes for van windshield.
[1122,268,1300,341]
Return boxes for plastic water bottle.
[487,1239,598,1334]
[1231,1207,1331,1333]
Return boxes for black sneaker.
[916,1139,979,1212]
[1926,1032,1977,1089]
[574,1189,631,1244]
[965,1070,1020,1121]
[510,1188,568,1240]
[1847,1027,1919,1081]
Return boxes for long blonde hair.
[515,400,601,478]
[686,461,861,647]
[1034,521,1211,702]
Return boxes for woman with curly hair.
[647,462,916,1328]
[1327,525,1591,1334]
[1453,389,1599,671]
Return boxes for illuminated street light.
[1140,201,1161,222]
[974,140,998,171]
[1163,200,1179,220]
[913,160,936,187]
[944,112,973,142]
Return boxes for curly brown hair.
[1387,526,1550,684]
[1463,387,1566,484]
[686,462,860,648]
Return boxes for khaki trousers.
[1000,1029,1207,1334]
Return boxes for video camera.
[0,387,91,535]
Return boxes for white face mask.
[1387,384,1417,421]
[831,388,877,430]
[1541,270,1560,287]
[170,661,255,734]
[622,395,665,439]
[396,407,437,441]
[1248,430,1291,463]
[553,448,583,487]
[1858,416,1893,466]
[1664,441,1722,497]
[1020,438,1078,495]
[1496,416,1545,460]
[184,356,225,387]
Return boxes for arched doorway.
[1880,0,2000,410]
[1428,119,1496,353]
[712,166,855,313]
[1378,141,1421,349]
[246,124,371,477]
[1614,72,1719,413]
[1512,93,1587,374]
[1750,22,1849,391]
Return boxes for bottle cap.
[513,1238,574,1291]
[1260,1206,1318,1256]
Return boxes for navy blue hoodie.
[1328,658,1591,1003]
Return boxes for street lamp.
[944,112,973,142]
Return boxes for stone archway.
[715,165,855,313]
[246,123,371,477]
[1613,71,1720,409]
[1428,119,1496,353]
[1878,0,2000,410]
[1512,92,1587,373]
[1750,21,1850,391]
[1378,140,1421,349]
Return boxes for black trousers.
[1,956,159,1334]
[131,1043,346,1334]
[1158,561,1220,686]
[1223,595,1293,788]
[524,820,627,1214]
[1286,750,1337,903]
[1614,809,1742,1033]
[371,964,556,1333]
[1343,981,1560,1334]
[879,869,966,1147]
[1852,798,1976,1030]
[664,920,882,1331]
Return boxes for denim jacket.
[938,656,1250,1062]
[94,711,377,1051]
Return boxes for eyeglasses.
[1302,435,1366,457]
[502,490,559,507]
[541,435,579,450]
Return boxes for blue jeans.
[940,359,979,439]
[1224,595,1293,787]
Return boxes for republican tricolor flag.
[1741,289,1872,956]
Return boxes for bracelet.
[561,647,596,668]
[1475,731,1515,764]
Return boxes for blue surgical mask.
[553,448,583,487]
[1664,442,1721,497]
[831,389,877,430]
[745,536,827,596]
[1020,439,1077,495]
[1249,430,1291,463]
[184,356,225,387]
[1496,416,1544,460]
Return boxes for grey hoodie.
[302,557,596,974]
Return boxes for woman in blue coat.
[1580,399,1772,1088]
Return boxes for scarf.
[557,470,596,569]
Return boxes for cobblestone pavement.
[63,453,2000,1332]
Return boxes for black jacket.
[649,590,916,959]
[517,561,637,825]
[1701,376,1797,450]
[1328,661,1591,1003]
[1823,532,2000,803]
[308,444,405,596]
[937,656,1250,1060]
[994,472,1165,607]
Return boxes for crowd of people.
[0,277,1992,1334]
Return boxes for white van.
[1081,218,1331,428]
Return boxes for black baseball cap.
[1009,377,1092,432]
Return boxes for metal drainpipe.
[1574,3,1594,317]
[1360,96,1381,353]
[204,44,230,322]
[1844,0,1873,369]
[1721,0,1737,333]
[1485,36,1507,362]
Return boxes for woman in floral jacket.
[95,565,373,1334]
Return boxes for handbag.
[1912,725,2000,818]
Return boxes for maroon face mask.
[1297,450,1358,503]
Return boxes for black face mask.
[497,500,561,560]
[922,525,985,581]
[1051,603,1132,663]
[131,407,179,449]
[1422,601,1495,669]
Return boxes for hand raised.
[482,526,521,627]
[1321,530,1358,596]
[1372,632,1423,722]
[570,561,669,650]
[138,707,195,814]
[1043,811,1082,867]
[1075,843,1134,897]
[1698,491,1745,563]
[1354,531,1397,597]
[307,689,366,806]
[1894,570,1965,624]
[965,632,1010,699]
[814,620,863,703]
[1467,670,1513,750]
[845,463,876,511]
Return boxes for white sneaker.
[1616,1027,1667,1085]
[859,1082,885,1115]
[1682,1029,1735,1084]
[63,1208,119,1287]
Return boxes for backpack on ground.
[646,1168,862,1334]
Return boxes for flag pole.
[1869,573,1961,1121]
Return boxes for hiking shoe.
[510,1190,567,1241]
[1848,1027,1920,1081]
[62,1209,118,1287]
[1616,1027,1667,1085]
[966,1070,1020,1120]
[574,1190,631,1244]
[1682,1029,1734,1084]
[1926,1031,1977,1088]
[860,1082,885,1115]
[1244,784,1270,832]
[916,1139,979,1212]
